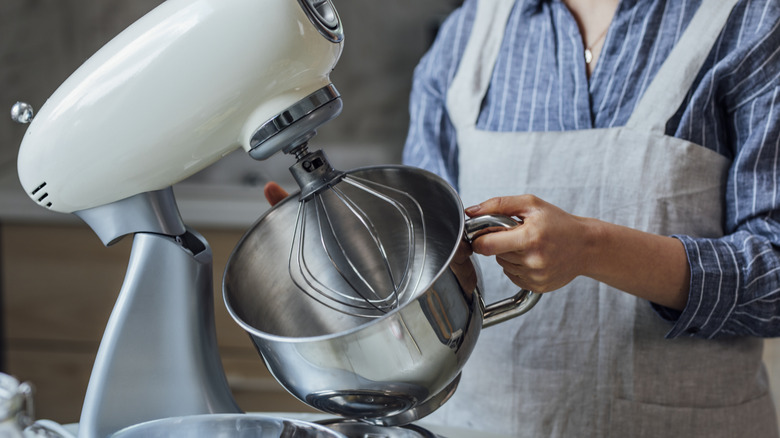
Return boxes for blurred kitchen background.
[2,0,780,431]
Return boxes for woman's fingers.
[467,194,592,293]
[263,181,289,206]
[465,194,541,218]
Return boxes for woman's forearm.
[583,218,690,310]
[467,195,691,310]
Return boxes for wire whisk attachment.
[286,146,426,318]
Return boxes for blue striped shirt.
[402,0,780,339]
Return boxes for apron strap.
[626,0,741,133]
[446,0,516,129]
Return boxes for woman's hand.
[465,195,596,293]
[264,181,289,206]
[466,194,691,310]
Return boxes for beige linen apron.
[427,0,780,436]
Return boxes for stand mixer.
[14,0,346,436]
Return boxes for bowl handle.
[464,214,542,328]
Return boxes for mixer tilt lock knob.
[10,102,34,124]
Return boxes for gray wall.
[0,0,460,180]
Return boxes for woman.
[400,0,780,436]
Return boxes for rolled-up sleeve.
[658,85,780,339]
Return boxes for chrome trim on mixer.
[248,85,342,160]
[252,85,338,146]
[297,0,344,43]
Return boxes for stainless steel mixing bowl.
[223,165,539,426]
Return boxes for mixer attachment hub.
[288,147,345,200]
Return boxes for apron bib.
[428,0,779,436]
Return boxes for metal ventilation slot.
[31,182,47,195]
[30,182,53,208]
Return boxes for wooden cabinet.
[1,222,314,424]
